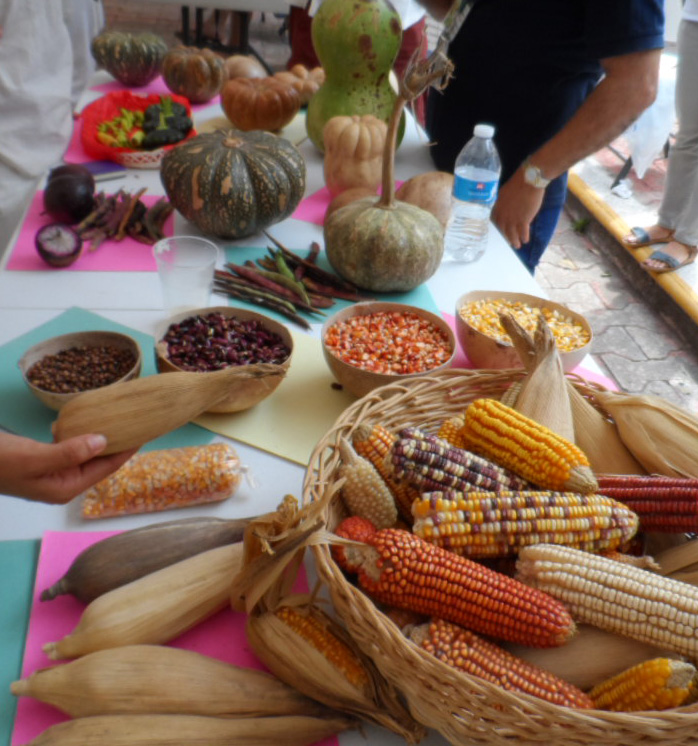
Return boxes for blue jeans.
[513,172,568,274]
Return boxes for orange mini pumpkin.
[162,46,226,104]
[221,77,301,132]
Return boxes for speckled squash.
[162,46,226,104]
[305,0,403,152]
[90,31,168,87]
[324,197,443,292]
[160,129,306,239]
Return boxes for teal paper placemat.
[221,246,440,325]
[0,308,214,450]
[0,539,39,746]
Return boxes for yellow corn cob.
[516,544,698,660]
[352,423,420,524]
[411,618,593,708]
[337,438,398,529]
[412,490,638,557]
[589,658,697,711]
[462,398,598,493]
[436,415,468,449]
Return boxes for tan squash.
[396,171,454,231]
[323,115,387,197]
[325,187,377,222]
[223,54,267,80]
[221,77,301,132]
[274,65,325,106]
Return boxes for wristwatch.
[523,158,552,189]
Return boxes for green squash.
[162,46,226,105]
[91,31,168,88]
[306,0,403,152]
[160,129,307,240]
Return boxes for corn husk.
[229,495,426,744]
[11,644,334,719]
[44,543,243,660]
[655,537,698,585]
[592,390,698,478]
[499,313,575,441]
[23,713,354,746]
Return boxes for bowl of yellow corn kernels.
[455,290,592,372]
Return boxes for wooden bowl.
[321,301,456,399]
[455,290,593,372]
[154,306,293,413]
[18,331,142,411]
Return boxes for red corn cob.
[335,523,575,648]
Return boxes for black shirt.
[426,0,665,182]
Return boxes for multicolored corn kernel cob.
[391,427,532,495]
[336,523,575,648]
[461,398,598,494]
[516,543,698,660]
[436,415,468,449]
[589,657,697,712]
[411,618,594,709]
[411,490,639,558]
[597,474,698,532]
[351,423,420,524]
[337,438,398,529]
[331,516,377,573]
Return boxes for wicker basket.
[302,368,698,746]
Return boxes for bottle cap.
[474,123,495,139]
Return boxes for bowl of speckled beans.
[321,301,456,398]
[18,331,142,411]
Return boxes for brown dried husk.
[592,390,698,478]
[302,368,698,746]
[229,496,426,744]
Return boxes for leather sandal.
[641,244,698,274]
[624,226,674,249]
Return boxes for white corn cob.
[516,543,698,660]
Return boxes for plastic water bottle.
[444,123,501,263]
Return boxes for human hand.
[0,432,137,504]
[491,169,545,250]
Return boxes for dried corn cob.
[462,398,598,493]
[332,515,377,572]
[412,489,639,557]
[336,523,575,648]
[246,601,421,742]
[337,438,398,529]
[597,474,698,532]
[411,618,594,709]
[437,415,468,449]
[589,657,697,712]
[516,544,698,660]
[352,422,420,524]
[391,427,532,494]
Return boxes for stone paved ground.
[102,1,698,411]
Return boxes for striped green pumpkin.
[160,129,307,240]
[91,31,168,88]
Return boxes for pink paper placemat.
[90,77,221,111]
[6,192,173,272]
[442,311,618,390]
[292,183,404,227]
[12,530,337,746]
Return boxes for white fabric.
[306,0,425,30]
[683,0,698,22]
[62,0,105,107]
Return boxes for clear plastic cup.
[153,236,219,314]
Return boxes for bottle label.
[453,176,498,204]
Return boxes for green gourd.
[306,0,403,152]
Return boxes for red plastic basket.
[80,91,196,169]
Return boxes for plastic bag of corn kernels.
[81,443,244,519]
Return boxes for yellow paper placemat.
[194,330,355,465]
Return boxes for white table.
[0,80,600,746]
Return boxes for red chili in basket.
[325,311,452,375]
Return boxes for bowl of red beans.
[154,306,293,413]
[321,301,456,398]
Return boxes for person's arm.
[0,432,137,505]
[492,48,661,250]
